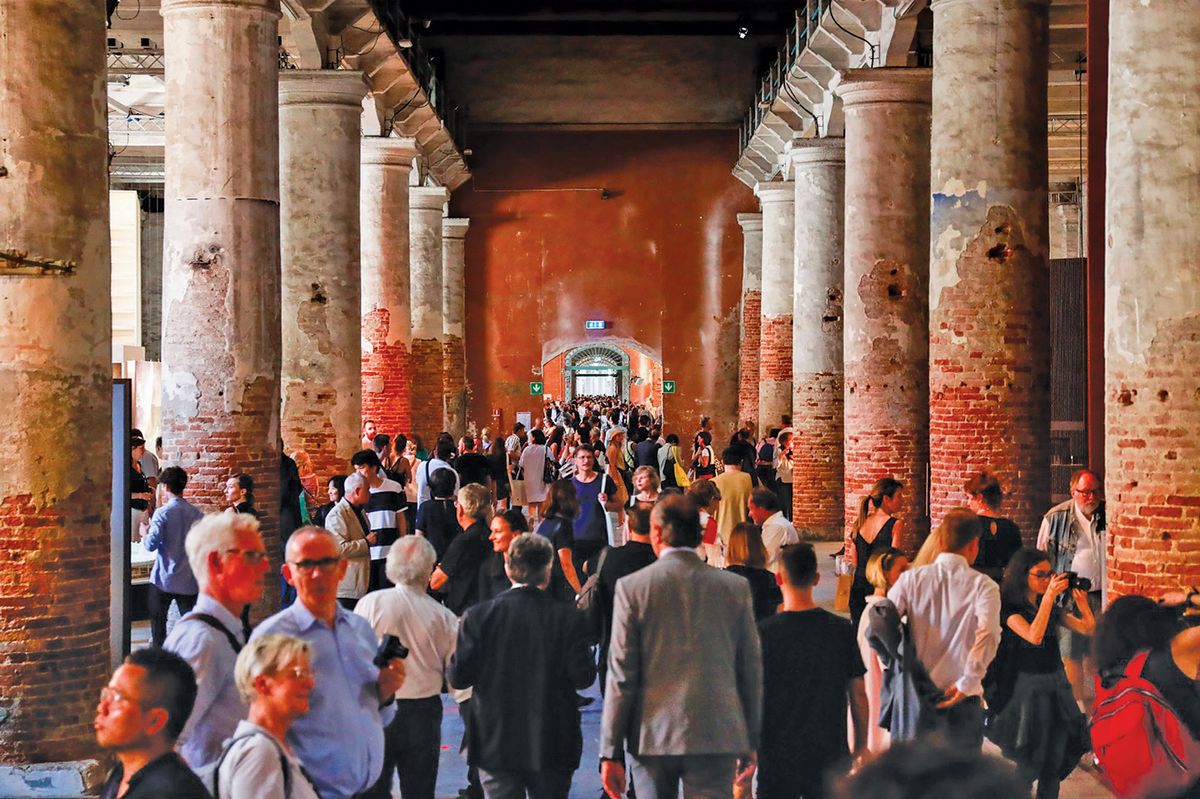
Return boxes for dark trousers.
[777,483,793,521]
[918,696,984,749]
[477,766,573,799]
[757,754,842,799]
[363,695,443,799]
[147,586,196,648]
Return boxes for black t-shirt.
[975,517,1024,581]
[1000,603,1064,674]
[415,498,460,560]
[759,609,866,765]
[634,439,660,469]
[538,516,575,552]
[130,466,150,511]
[101,752,210,799]
[439,521,492,615]
[598,541,656,648]
[457,452,492,488]
[726,565,782,621]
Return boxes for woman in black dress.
[965,470,1023,582]
[724,522,782,621]
[844,477,904,626]
[987,547,1093,799]
[224,473,258,516]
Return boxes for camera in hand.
[1064,571,1092,593]
[373,634,409,668]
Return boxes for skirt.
[987,670,1088,780]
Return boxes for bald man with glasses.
[252,526,406,799]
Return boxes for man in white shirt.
[887,508,1000,749]
[414,438,459,509]
[1037,468,1105,702]
[356,536,459,799]
[748,487,798,575]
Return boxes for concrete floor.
[135,541,1113,797]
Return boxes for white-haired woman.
[355,536,459,799]
[215,633,319,799]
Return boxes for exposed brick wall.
[362,307,412,440]
[758,314,792,433]
[792,374,845,539]
[410,338,445,443]
[929,205,1050,536]
[443,335,467,439]
[738,289,761,426]
[1107,317,1200,598]
[282,383,344,486]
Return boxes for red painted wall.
[454,130,755,440]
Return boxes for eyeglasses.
[225,548,269,564]
[1029,569,1054,579]
[1072,487,1100,496]
[99,686,139,707]
[272,665,314,681]
[289,557,340,573]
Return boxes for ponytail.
[853,477,904,534]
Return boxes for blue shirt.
[252,602,393,799]
[164,594,247,769]
[143,495,202,593]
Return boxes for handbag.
[510,465,528,507]
[542,448,557,486]
[834,553,854,613]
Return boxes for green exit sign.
[662,380,676,394]
[530,382,544,395]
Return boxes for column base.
[0,760,106,798]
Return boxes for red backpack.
[1091,650,1200,798]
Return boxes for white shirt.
[1036,502,1103,587]
[215,721,321,799]
[355,583,458,700]
[759,511,798,574]
[414,457,457,507]
[887,552,1001,697]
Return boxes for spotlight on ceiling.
[736,15,750,39]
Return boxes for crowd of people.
[105,400,1200,799]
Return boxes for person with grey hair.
[325,471,376,610]
[214,633,320,799]
[165,512,270,769]
[451,533,595,799]
[355,537,459,799]
[430,483,494,616]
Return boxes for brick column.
[929,0,1050,534]
[838,69,932,553]
[754,182,794,436]
[410,186,450,442]
[442,218,470,439]
[788,140,846,538]
[160,0,282,613]
[0,0,111,781]
[1106,2,1200,597]
[361,137,419,442]
[737,213,763,429]
[279,70,367,484]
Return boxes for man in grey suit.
[600,494,762,799]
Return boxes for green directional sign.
[530,382,544,395]
[662,380,676,394]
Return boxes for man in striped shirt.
[352,449,409,589]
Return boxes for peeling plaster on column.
[410,187,450,342]
[442,218,469,439]
[736,213,764,427]
[754,182,794,434]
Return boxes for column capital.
[442,217,470,239]
[836,68,932,108]
[410,185,450,211]
[161,0,280,16]
[361,135,419,167]
[754,181,794,204]
[786,137,845,167]
[279,69,368,109]
[737,213,763,232]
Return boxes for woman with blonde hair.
[844,478,905,626]
[629,465,660,512]
[857,547,909,753]
[724,522,782,621]
[214,633,319,799]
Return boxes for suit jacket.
[325,498,370,599]
[450,586,595,772]
[600,549,762,759]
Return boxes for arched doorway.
[563,343,629,401]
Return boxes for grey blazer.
[325,498,370,599]
[600,549,762,759]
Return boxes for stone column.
[929,0,1050,534]
[410,186,450,442]
[737,213,763,428]
[837,69,932,553]
[754,182,795,436]
[361,137,419,442]
[1106,2,1200,598]
[442,218,470,439]
[279,70,367,484]
[0,0,111,782]
[789,140,846,538]
[160,0,283,609]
